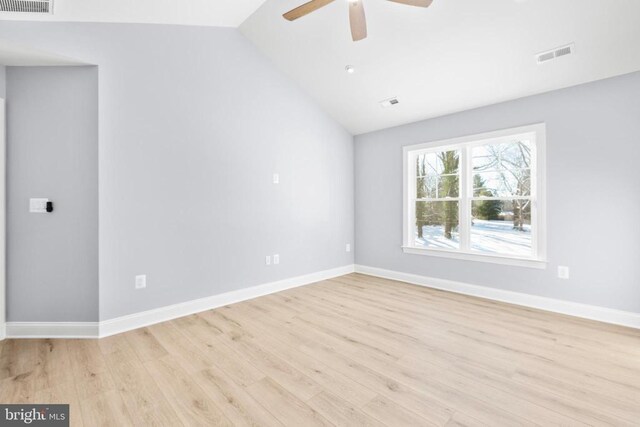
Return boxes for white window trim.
[402,123,547,269]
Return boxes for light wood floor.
[2,273,640,426]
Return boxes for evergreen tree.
[473,175,503,220]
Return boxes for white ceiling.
[0,39,87,66]
[241,0,640,134]
[0,0,269,27]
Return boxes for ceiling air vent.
[0,0,53,13]
[380,97,399,108]
[536,43,575,64]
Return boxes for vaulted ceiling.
[0,39,88,65]
[241,0,640,134]
[0,0,269,27]
[2,0,639,135]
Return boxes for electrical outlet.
[135,274,147,289]
[273,173,280,184]
[558,266,570,280]
[346,243,351,252]
[265,255,271,266]
[273,254,280,265]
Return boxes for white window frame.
[402,123,547,269]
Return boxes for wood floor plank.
[221,303,378,407]
[98,334,140,366]
[219,333,323,401]
[0,339,38,381]
[145,355,232,426]
[124,327,168,362]
[0,371,36,403]
[444,411,486,427]
[1,273,639,426]
[67,340,116,401]
[147,322,214,373]
[193,364,283,426]
[245,377,332,427]
[510,367,640,423]
[221,296,531,425]
[328,276,640,379]
[178,314,266,387]
[33,380,84,427]
[252,319,457,425]
[32,339,73,390]
[205,309,324,401]
[307,390,385,427]
[107,358,183,426]
[79,390,134,427]
[395,353,609,426]
[346,273,640,348]
[362,395,440,427]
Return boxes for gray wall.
[0,66,5,98]
[355,71,640,313]
[6,66,99,322]
[0,23,354,321]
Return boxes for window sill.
[401,246,547,269]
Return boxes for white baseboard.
[5,264,355,339]
[99,264,355,338]
[5,322,99,339]
[10,262,635,338]
[355,264,640,329]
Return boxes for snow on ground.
[415,220,531,256]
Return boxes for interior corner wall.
[355,71,640,314]
[0,22,355,322]
[0,66,6,98]
[6,66,99,322]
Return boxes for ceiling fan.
[283,0,433,42]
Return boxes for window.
[403,124,546,268]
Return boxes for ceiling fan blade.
[283,0,335,21]
[386,0,433,7]
[349,0,367,41]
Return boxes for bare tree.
[416,157,426,238]
[473,141,531,231]
[438,151,459,239]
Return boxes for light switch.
[273,173,280,184]
[29,198,49,213]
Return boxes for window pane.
[417,175,459,199]
[415,201,459,249]
[471,200,532,256]
[417,151,460,176]
[473,170,530,197]
[438,174,459,198]
[472,140,531,171]
[416,175,437,199]
[416,150,460,198]
[472,140,531,197]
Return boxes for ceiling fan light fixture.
[283,0,433,41]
